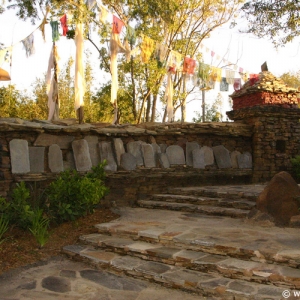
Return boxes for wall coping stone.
[0,118,253,137]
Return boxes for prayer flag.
[112,15,124,34]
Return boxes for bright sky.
[0,6,299,121]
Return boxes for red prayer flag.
[60,14,68,36]
[234,78,241,91]
[183,57,196,75]
[113,15,124,34]
[249,74,259,85]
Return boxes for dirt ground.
[0,208,119,275]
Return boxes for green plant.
[291,156,300,180]
[29,209,49,248]
[10,182,34,229]
[0,215,9,244]
[46,164,108,223]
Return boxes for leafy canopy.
[241,0,300,47]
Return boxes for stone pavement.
[1,184,300,300]
[0,256,208,300]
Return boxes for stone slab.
[72,139,92,172]
[166,145,185,165]
[135,261,172,276]
[231,150,241,169]
[84,135,100,167]
[192,148,205,169]
[48,144,64,173]
[29,147,45,173]
[99,141,117,172]
[152,143,161,166]
[120,153,137,171]
[10,139,30,174]
[113,138,125,166]
[201,146,215,166]
[127,141,144,166]
[186,142,200,166]
[212,145,232,169]
[34,133,75,149]
[64,152,76,170]
[158,153,170,168]
[237,152,252,169]
[159,144,168,153]
[142,144,156,168]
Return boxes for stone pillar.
[228,106,300,182]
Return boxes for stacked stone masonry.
[1,70,300,204]
[0,118,253,203]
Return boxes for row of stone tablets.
[9,139,252,174]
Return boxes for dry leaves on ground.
[0,208,119,275]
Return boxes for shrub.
[29,209,49,248]
[291,156,300,180]
[46,163,108,223]
[9,182,34,229]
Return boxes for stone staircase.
[63,185,300,300]
[137,185,257,218]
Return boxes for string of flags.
[0,0,257,122]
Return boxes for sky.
[0,5,300,121]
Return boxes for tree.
[241,1,300,47]
[280,71,300,89]
[192,92,223,122]
[7,0,244,123]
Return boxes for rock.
[231,151,241,169]
[72,139,92,172]
[10,139,30,174]
[48,144,64,173]
[166,145,186,165]
[237,152,252,169]
[29,147,45,173]
[212,145,232,169]
[186,142,200,167]
[256,172,300,226]
[120,153,137,171]
[142,144,156,168]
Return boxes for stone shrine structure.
[0,71,299,206]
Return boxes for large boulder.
[256,171,300,226]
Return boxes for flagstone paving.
[1,184,300,299]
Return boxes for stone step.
[78,233,300,289]
[63,244,285,300]
[148,194,255,210]
[168,185,264,201]
[137,200,250,218]
[95,218,300,269]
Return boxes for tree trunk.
[130,56,137,121]
[151,94,157,122]
[202,90,206,122]
[146,92,151,122]
[181,77,186,122]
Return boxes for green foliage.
[280,72,300,89]
[241,0,300,46]
[10,182,34,229]
[291,156,300,180]
[46,164,108,223]
[193,93,223,122]
[29,209,49,248]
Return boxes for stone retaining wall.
[0,119,253,204]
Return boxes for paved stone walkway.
[1,184,300,300]
[0,257,214,300]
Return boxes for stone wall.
[227,106,300,182]
[0,118,253,204]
